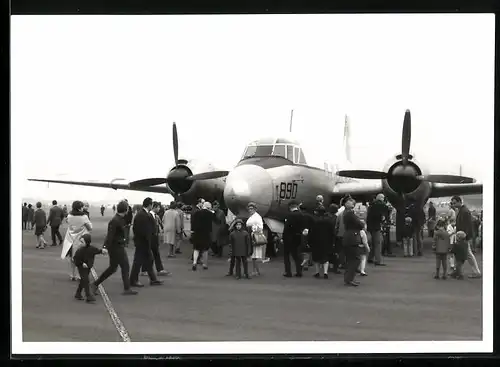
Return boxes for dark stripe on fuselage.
[237,156,325,172]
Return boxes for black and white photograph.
[11,13,493,355]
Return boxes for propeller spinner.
[336,110,476,192]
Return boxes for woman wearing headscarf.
[211,201,227,258]
[246,202,266,276]
[190,201,214,271]
[309,205,335,279]
[61,200,93,281]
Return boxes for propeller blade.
[416,175,476,184]
[401,109,411,164]
[336,170,388,180]
[186,171,230,181]
[129,178,167,187]
[173,122,179,166]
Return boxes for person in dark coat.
[100,205,105,216]
[129,197,164,288]
[47,200,64,246]
[190,201,214,271]
[34,202,48,249]
[309,206,335,279]
[190,198,205,265]
[427,201,437,238]
[451,195,481,278]
[27,204,34,230]
[366,194,387,266]
[123,200,133,247]
[282,201,306,278]
[407,201,425,256]
[299,204,315,270]
[92,200,138,296]
[342,197,365,286]
[141,202,169,276]
[22,203,29,230]
[451,231,468,280]
[327,204,341,274]
[227,219,252,279]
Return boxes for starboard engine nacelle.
[381,155,431,207]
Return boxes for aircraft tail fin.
[343,114,352,164]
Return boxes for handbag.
[252,230,267,246]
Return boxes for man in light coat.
[164,201,181,257]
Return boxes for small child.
[300,228,311,271]
[402,217,414,257]
[227,219,252,279]
[72,234,107,303]
[446,218,457,275]
[358,220,370,276]
[432,219,451,279]
[452,231,468,280]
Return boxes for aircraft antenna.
[289,109,294,133]
[459,164,462,176]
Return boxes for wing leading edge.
[330,181,483,203]
[27,178,174,195]
[430,182,483,198]
[331,181,384,203]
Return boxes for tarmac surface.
[21,209,482,342]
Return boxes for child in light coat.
[446,218,457,275]
[432,219,451,280]
[402,217,414,257]
[358,220,370,276]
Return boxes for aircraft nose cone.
[223,164,273,217]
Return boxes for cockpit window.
[286,145,294,161]
[243,145,273,158]
[243,145,257,158]
[272,145,286,158]
[299,150,307,164]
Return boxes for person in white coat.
[61,201,92,281]
[246,202,265,276]
[163,201,181,257]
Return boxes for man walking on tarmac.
[91,201,138,296]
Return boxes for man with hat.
[282,200,306,277]
[367,193,388,266]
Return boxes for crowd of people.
[23,193,483,303]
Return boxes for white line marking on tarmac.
[90,268,131,342]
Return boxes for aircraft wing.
[429,183,483,198]
[27,178,174,195]
[330,181,384,203]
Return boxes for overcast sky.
[12,14,495,204]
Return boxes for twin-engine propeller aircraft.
[29,109,482,240]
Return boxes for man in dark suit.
[451,195,481,279]
[327,203,341,274]
[123,199,133,247]
[366,194,387,266]
[22,203,29,230]
[92,201,138,296]
[141,201,169,276]
[47,200,64,246]
[129,197,164,287]
[342,198,365,286]
[282,201,306,278]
